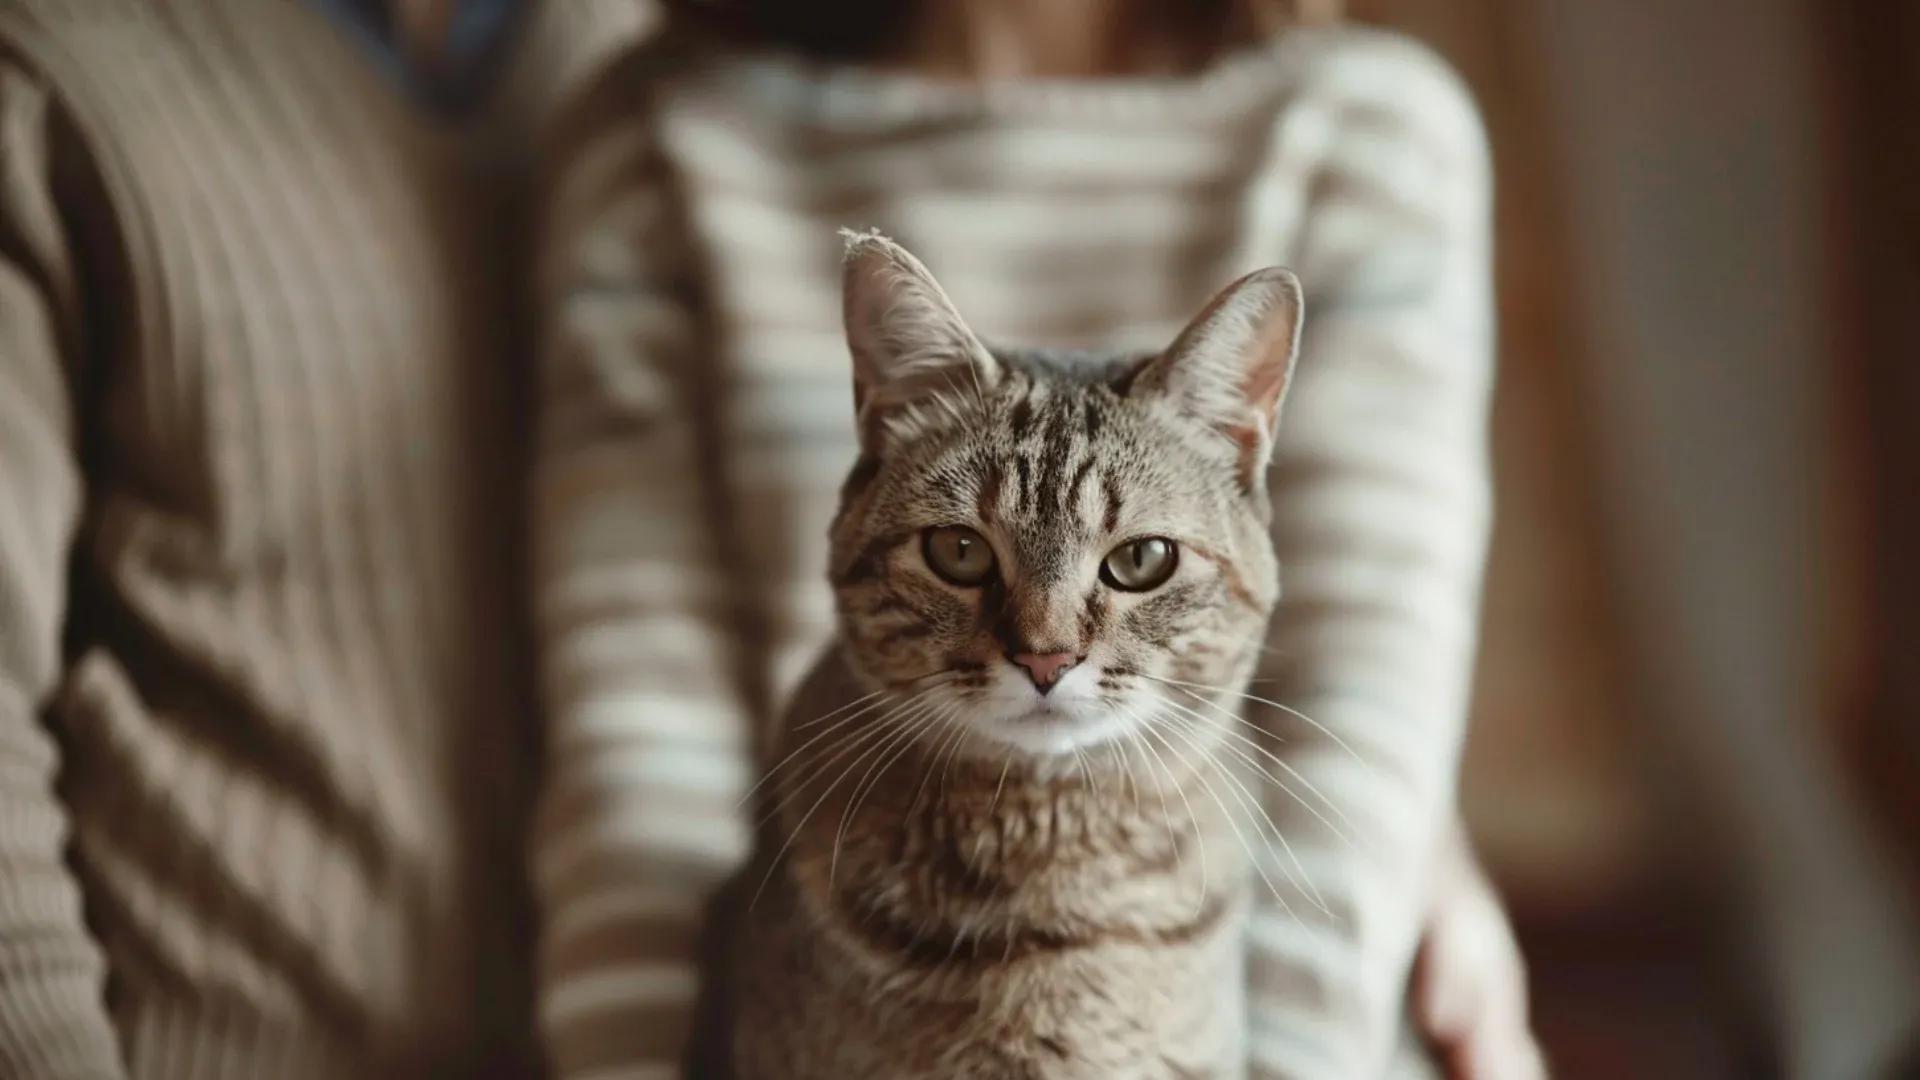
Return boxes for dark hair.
[660,0,1340,66]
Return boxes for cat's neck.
[769,650,1244,940]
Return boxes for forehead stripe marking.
[1101,473,1123,534]
[1037,396,1078,514]
[1009,393,1034,438]
[1065,456,1096,516]
[976,460,1004,522]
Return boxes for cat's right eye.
[1101,537,1178,592]
[923,526,997,586]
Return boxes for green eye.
[923,526,997,586]
[1101,537,1178,592]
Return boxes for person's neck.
[901,0,1182,80]
[389,0,452,75]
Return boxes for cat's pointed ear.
[1128,267,1303,473]
[842,229,1000,450]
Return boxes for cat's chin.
[964,705,1132,758]
[940,661,1144,753]
[954,667,1135,757]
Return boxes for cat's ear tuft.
[841,229,999,450]
[1128,267,1303,475]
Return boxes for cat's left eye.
[1101,537,1178,592]
[923,525,998,586]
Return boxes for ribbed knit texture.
[534,24,1493,1080]
[0,1,645,1076]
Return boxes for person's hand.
[1412,825,1550,1080]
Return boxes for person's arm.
[0,63,127,1079]
[1242,37,1497,1078]
[1413,825,1545,1080]
[529,69,753,1078]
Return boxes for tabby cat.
[711,231,1304,1079]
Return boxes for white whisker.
[830,701,948,888]
[1106,737,1142,812]
[736,688,895,809]
[1118,705,1207,920]
[1137,715,1300,926]
[1154,694,1361,852]
[1119,723,1180,877]
[793,687,889,732]
[988,746,1016,815]
[753,697,947,911]
[913,712,971,814]
[1143,674,1375,778]
[1073,745,1099,801]
[1154,708,1329,913]
[756,692,935,828]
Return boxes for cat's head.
[828,231,1299,759]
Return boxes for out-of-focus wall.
[1520,1,1920,1075]
[1832,0,1920,929]
[1356,0,1920,1074]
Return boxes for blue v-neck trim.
[307,0,521,114]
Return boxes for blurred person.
[531,1,1543,1077]
[0,0,647,1075]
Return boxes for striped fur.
[714,238,1300,1078]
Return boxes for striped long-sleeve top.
[534,24,1493,1079]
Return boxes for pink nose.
[1010,651,1079,693]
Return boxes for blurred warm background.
[1352,0,1920,1076]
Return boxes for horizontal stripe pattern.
[534,24,1491,1079]
[0,0,661,1074]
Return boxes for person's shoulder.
[511,1,669,124]
[1270,24,1487,170]
[531,14,736,163]
[0,0,144,28]
[0,0,170,69]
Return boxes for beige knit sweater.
[534,23,1493,1080]
[0,1,646,1076]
